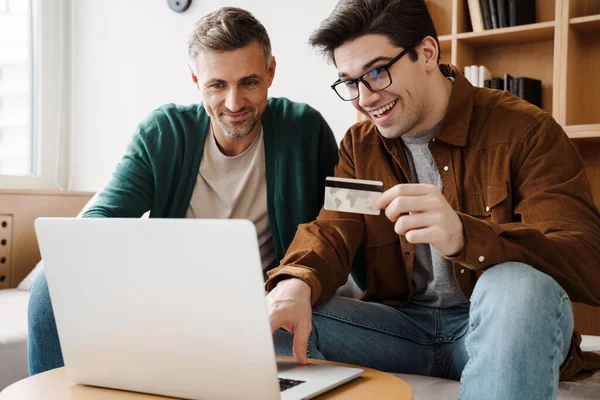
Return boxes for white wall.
[70,0,355,191]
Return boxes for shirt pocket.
[463,182,509,222]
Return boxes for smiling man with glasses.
[265,0,600,399]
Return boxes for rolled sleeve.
[446,213,507,270]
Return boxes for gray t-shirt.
[401,125,466,308]
[186,126,276,270]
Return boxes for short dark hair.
[188,7,272,67]
[309,0,439,65]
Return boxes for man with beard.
[27,6,338,375]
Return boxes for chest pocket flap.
[488,182,508,209]
[464,181,508,217]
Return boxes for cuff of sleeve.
[265,265,322,305]
[445,212,506,270]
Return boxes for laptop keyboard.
[279,378,306,391]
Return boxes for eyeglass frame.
[330,47,411,101]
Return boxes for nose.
[357,81,380,110]
[225,87,244,113]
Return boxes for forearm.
[266,218,364,305]
[449,213,600,305]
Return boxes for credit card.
[324,177,384,215]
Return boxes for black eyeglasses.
[331,48,411,101]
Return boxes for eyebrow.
[204,74,263,87]
[240,74,262,82]
[338,56,393,79]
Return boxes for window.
[0,0,33,176]
[0,0,69,189]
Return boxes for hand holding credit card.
[324,177,384,215]
[324,178,465,255]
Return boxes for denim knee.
[462,262,574,399]
[472,261,568,309]
[470,262,573,338]
[28,270,64,374]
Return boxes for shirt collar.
[432,64,476,147]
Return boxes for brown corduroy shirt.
[266,65,600,380]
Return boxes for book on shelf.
[470,65,480,86]
[467,0,485,32]
[463,65,493,88]
[508,0,536,27]
[514,78,521,99]
[469,69,541,108]
[503,73,514,93]
[466,0,535,32]
[479,66,492,87]
[488,0,499,29]
[516,77,542,108]
[479,0,493,30]
[496,0,508,28]
[491,77,504,89]
[484,78,504,90]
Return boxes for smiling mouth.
[369,100,396,118]
[222,111,252,123]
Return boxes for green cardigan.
[83,97,339,263]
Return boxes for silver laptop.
[35,218,363,400]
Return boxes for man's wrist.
[276,277,311,296]
[265,266,321,304]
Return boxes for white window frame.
[0,0,71,190]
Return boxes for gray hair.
[188,7,272,72]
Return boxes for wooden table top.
[0,357,412,399]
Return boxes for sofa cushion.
[0,289,30,390]
[17,261,43,291]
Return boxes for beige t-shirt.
[185,126,275,270]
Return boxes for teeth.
[372,101,396,116]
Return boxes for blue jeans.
[27,270,64,374]
[274,262,574,400]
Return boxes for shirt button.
[432,138,436,142]
[460,269,465,274]
[485,206,490,212]
[478,255,485,263]
[443,166,449,172]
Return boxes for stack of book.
[464,65,492,87]
[464,66,542,108]
[467,0,536,31]
[497,75,542,108]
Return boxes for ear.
[190,70,198,84]
[188,64,199,86]
[267,56,277,87]
[420,36,439,72]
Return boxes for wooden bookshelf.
[570,14,600,32]
[565,124,600,139]
[455,21,555,47]
[411,0,600,139]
